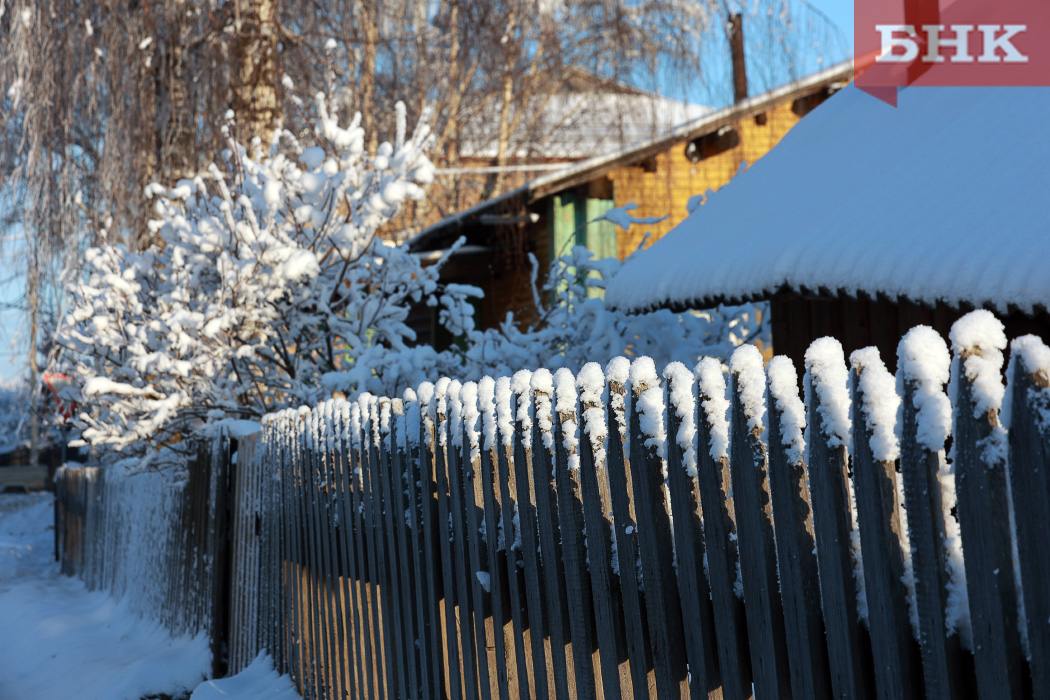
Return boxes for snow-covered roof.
[605,85,1050,315]
[460,92,709,160]
[410,61,853,251]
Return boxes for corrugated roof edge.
[609,280,1050,321]
[408,59,855,252]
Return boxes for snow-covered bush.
[463,244,766,379]
[52,97,479,467]
[51,100,765,469]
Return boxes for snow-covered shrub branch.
[51,97,480,466]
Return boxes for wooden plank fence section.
[1007,336,1050,698]
[765,357,832,700]
[849,350,922,699]
[804,340,873,699]
[54,312,1050,699]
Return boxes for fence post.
[604,358,654,697]
[765,356,832,699]
[662,362,720,698]
[949,312,1025,698]
[1006,334,1050,697]
[849,348,922,699]
[627,359,690,698]
[897,326,967,699]
[530,370,575,700]
[493,376,539,700]
[551,370,599,700]
[418,385,450,699]
[322,403,351,700]
[478,378,521,700]
[576,364,632,700]
[804,339,872,699]
[511,370,555,700]
[727,344,792,699]
[694,358,751,700]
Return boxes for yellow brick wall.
[608,97,806,259]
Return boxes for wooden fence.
[54,440,233,672]
[55,311,1050,699]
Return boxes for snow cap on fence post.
[338,398,352,454]
[948,309,1007,439]
[461,381,481,459]
[577,362,607,467]
[729,343,767,438]
[402,387,420,447]
[804,337,852,449]
[849,348,900,462]
[766,356,806,466]
[511,369,534,434]
[417,381,436,449]
[369,395,383,447]
[663,361,697,477]
[478,377,498,453]
[1003,335,1050,431]
[494,376,515,448]
[554,367,580,471]
[448,379,464,448]
[531,369,555,453]
[434,377,451,447]
[695,357,730,463]
[630,357,667,457]
[606,356,631,443]
[391,397,406,451]
[896,326,952,452]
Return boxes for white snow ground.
[0,493,299,700]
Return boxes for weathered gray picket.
[54,311,1050,700]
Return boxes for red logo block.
[855,0,1050,104]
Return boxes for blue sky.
[0,1,855,383]
[811,0,853,50]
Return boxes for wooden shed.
[408,62,853,341]
[604,84,1050,369]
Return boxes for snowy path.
[0,493,300,700]
[0,492,211,699]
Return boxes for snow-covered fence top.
[56,311,1050,700]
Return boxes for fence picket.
[461,384,497,700]
[765,357,832,699]
[419,388,451,698]
[447,383,484,700]
[1006,335,1050,697]
[949,316,1025,698]
[727,346,792,699]
[694,359,751,700]
[479,379,520,700]
[434,383,466,700]
[367,398,397,700]
[662,365,720,699]
[849,350,922,699]
[622,366,683,698]
[804,340,872,699]
[377,399,411,699]
[577,365,632,700]
[898,329,967,699]
[604,362,654,697]
[332,406,363,700]
[530,372,575,700]
[551,373,599,700]
[512,376,556,700]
